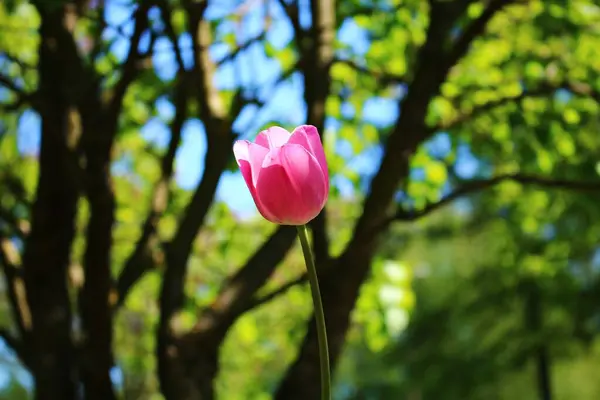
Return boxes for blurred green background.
[1,0,600,399]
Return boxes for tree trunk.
[23,4,83,399]
[526,282,552,400]
[157,142,232,399]
[275,257,370,399]
[158,331,223,400]
[274,0,513,396]
[535,345,552,400]
[79,130,117,400]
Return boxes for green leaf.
[171,8,187,35]
[425,161,447,186]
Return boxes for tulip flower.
[233,125,332,399]
[232,125,329,226]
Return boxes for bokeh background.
[1,0,600,399]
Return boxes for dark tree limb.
[200,172,600,318]
[276,0,519,397]
[74,5,153,399]
[66,3,144,399]
[333,58,405,85]
[274,0,338,397]
[0,72,36,110]
[277,3,457,396]
[22,2,88,398]
[158,3,187,71]
[246,273,308,312]
[153,2,316,397]
[161,226,298,399]
[0,206,28,239]
[380,174,600,231]
[0,73,28,96]
[296,0,336,266]
[78,129,118,400]
[217,32,267,66]
[0,52,35,71]
[156,3,237,398]
[70,4,161,399]
[0,329,25,359]
[115,76,189,308]
[445,0,521,71]
[277,0,305,48]
[430,88,551,133]
[0,98,27,113]
[115,1,192,309]
[194,226,297,331]
[524,281,553,400]
[60,4,150,400]
[105,2,151,117]
[431,80,600,133]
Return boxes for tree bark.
[23,4,84,399]
[156,4,239,398]
[535,345,552,400]
[275,0,511,397]
[526,281,552,400]
[78,121,117,400]
[157,141,232,400]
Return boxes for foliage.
[1,0,600,399]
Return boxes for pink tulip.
[233,125,329,225]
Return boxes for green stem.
[296,224,331,400]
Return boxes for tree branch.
[156,3,237,397]
[105,2,150,117]
[0,73,27,96]
[74,3,152,395]
[0,206,28,239]
[0,329,27,366]
[193,226,298,333]
[277,0,305,48]
[333,58,405,85]
[217,32,267,66]
[0,52,35,71]
[79,124,119,399]
[276,1,518,397]
[158,3,186,72]
[114,1,192,309]
[430,86,552,133]
[275,0,338,397]
[431,80,600,133]
[294,0,337,265]
[0,72,36,110]
[384,173,600,229]
[0,99,27,113]
[445,0,521,70]
[21,3,86,396]
[0,328,20,351]
[115,75,189,308]
[158,2,229,330]
[245,273,308,312]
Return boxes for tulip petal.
[233,140,275,220]
[234,140,268,184]
[256,126,291,149]
[247,142,269,186]
[255,144,327,225]
[289,125,329,191]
